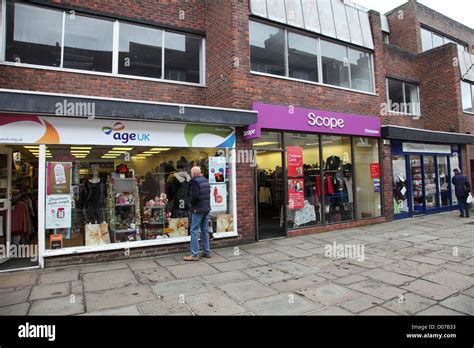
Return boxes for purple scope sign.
[243,103,381,140]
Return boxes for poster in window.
[288,178,304,209]
[46,194,72,229]
[374,179,381,192]
[47,162,72,194]
[370,163,381,179]
[287,146,303,177]
[210,184,227,212]
[209,157,226,183]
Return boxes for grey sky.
[353,0,473,29]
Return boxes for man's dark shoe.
[459,215,465,217]
[200,253,211,258]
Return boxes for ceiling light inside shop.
[253,142,278,146]
[112,147,133,151]
[71,147,92,150]
[142,151,160,154]
[131,156,145,160]
[107,151,128,154]
[149,148,170,151]
[70,150,90,153]
[24,146,39,149]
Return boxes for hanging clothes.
[11,201,30,242]
[343,177,353,203]
[315,175,334,197]
[258,187,272,204]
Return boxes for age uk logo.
[102,122,151,144]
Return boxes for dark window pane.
[387,79,404,113]
[63,14,113,72]
[349,47,372,92]
[118,23,162,79]
[288,32,318,82]
[249,21,285,76]
[164,32,201,83]
[5,2,62,67]
[321,40,350,88]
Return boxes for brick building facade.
[0,0,472,268]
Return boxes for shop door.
[0,148,12,264]
[255,151,285,240]
[409,155,425,214]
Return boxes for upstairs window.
[420,26,468,52]
[63,14,114,73]
[249,21,285,76]
[118,23,162,79]
[387,78,420,116]
[2,1,204,84]
[5,2,63,67]
[461,81,474,113]
[249,20,374,93]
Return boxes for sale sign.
[287,146,303,177]
[370,163,381,179]
[288,178,304,209]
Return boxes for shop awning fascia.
[0,90,257,127]
[382,125,474,144]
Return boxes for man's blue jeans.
[190,213,211,257]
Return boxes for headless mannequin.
[85,166,106,224]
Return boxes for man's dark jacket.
[452,173,471,197]
[189,175,211,214]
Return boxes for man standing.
[452,168,471,218]
[184,166,212,261]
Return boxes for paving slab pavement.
[0,211,472,315]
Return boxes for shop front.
[244,103,383,240]
[0,92,256,269]
[382,126,474,220]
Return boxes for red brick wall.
[385,1,419,54]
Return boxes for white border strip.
[38,145,46,267]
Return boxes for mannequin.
[84,165,106,224]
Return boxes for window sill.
[0,61,207,88]
[462,111,474,115]
[387,111,421,117]
[43,231,237,257]
[250,71,378,97]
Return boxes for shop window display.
[322,135,354,223]
[392,155,409,215]
[44,145,234,250]
[423,156,438,209]
[353,138,381,219]
[410,156,423,212]
[284,133,321,229]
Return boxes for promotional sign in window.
[47,162,72,195]
[210,184,227,212]
[288,178,304,209]
[370,163,381,179]
[209,157,226,183]
[46,194,72,229]
[287,146,303,177]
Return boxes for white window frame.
[420,25,468,53]
[461,80,474,115]
[0,1,206,87]
[386,77,421,116]
[249,20,375,94]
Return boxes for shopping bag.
[467,193,473,204]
